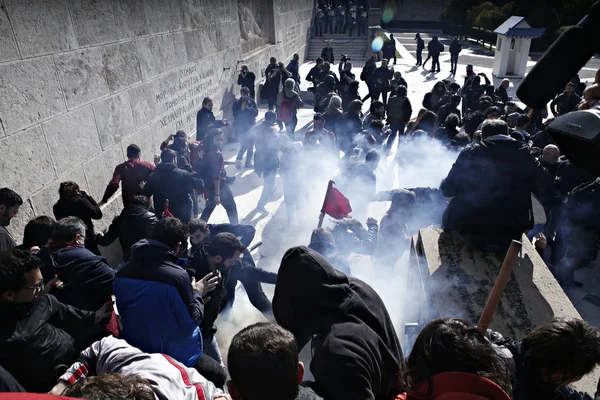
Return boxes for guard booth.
[492,16,544,78]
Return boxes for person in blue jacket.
[113,217,227,388]
[36,216,115,312]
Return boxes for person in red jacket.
[100,144,155,207]
[396,318,512,400]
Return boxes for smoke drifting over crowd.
[215,134,460,364]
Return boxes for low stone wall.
[0,0,312,242]
[406,227,598,394]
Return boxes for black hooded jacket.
[273,246,404,400]
[97,204,158,260]
[441,138,552,246]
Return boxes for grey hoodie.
[58,336,223,400]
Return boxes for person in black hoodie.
[0,249,112,393]
[53,181,102,255]
[36,216,116,311]
[97,195,158,261]
[188,233,277,366]
[272,246,404,400]
[142,149,204,224]
[441,120,552,250]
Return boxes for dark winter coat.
[441,137,552,246]
[53,193,103,254]
[237,71,256,98]
[343,112,364,139]
[324,110,345,138]
[196,107,225,142]
[272,246,404,400]
[0,295,97,392]
[551,92,582,116]
[342,88,361,112]
[449,40,462,55]
[417,37,425,51]
[437,103,462,127]
[97,204,158,261]
[232,98,259,133]
[142,162,203,224]
[264,64,282,98]
[375,66,394,91]
[188,245,277,337]
[387,95,413,124]
[321,47,334,64]
[495,86,510,104]
[37,245,115,311]
[114,239,205,367]
[427,39,444,56]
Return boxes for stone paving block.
[121,124,156,164]
[112,0,149,39]
[0,56,66,134]
[0,1,19,62]
[0,125,57,198]
[42,106,102,177]
[6,0,77,58]
[101,41,143,93]
[83,142,125,201]
[136,34,176,81]
[69,0,119,46]
[93,91,135,149]
[145,0,173,34]
[55,47,111,110]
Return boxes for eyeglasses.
[24,280,45,294]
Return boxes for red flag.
[321,181,352,220]
[163,199,174,218]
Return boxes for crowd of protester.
[1,31,600,400]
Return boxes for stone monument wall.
[0,0,313,241]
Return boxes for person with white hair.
[324,95,345,149]
[277,78,303,137]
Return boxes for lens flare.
[382,7,395,23]
[371,36,384,52]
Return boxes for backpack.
[278,94,295,123]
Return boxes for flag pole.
[477,240,522,335]
[318,181,334,228]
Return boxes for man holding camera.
[339,55,355,94]
[263,58,282,111]
[237,64,256,100]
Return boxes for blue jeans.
[202,336,224,367]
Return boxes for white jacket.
[58,336,223,400]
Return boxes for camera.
[341,53,351,61]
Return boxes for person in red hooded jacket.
[396,318,512,400]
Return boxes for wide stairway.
[307,33,368,62]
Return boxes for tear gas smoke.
[214,132,460,371]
